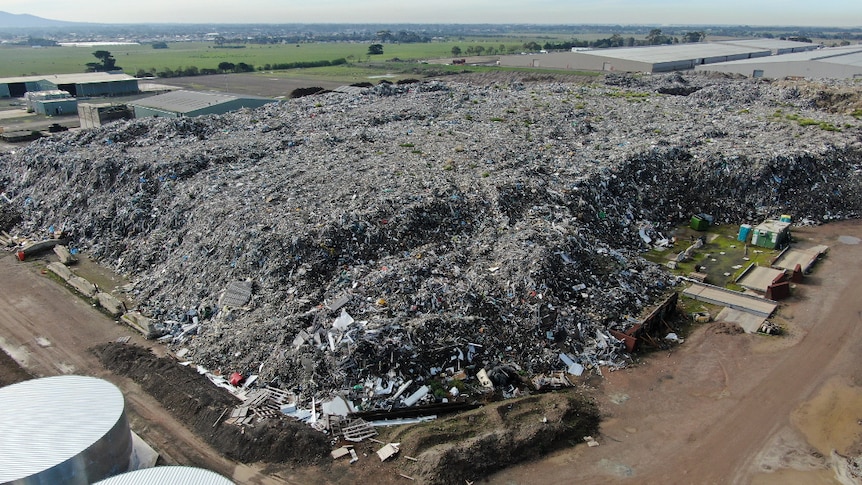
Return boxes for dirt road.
[0,255,288,484]
[490,220,862,484]
[2,221,861,484]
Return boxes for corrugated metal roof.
[0,375,127,483]
[0,71,137,84]
[697,45,862,66]
[129,90,267,114]
[94,466,235,485]
[716,39,820,51]
[577,43,769,64]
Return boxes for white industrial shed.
[500,43,772,73]
[499,40,822,74]
[715,39,820,55]
[695,44,862,79]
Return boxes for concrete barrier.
[96,292,125,317]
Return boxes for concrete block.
[97,292,125,317]
[46,261,73,281]
[67,275,97,298]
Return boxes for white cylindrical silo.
[94,466,235,485]
[0,375,132,485]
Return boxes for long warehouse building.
[499,39,819,74]
[0,71,139,98]
[695,44,862,79]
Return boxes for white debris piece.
[376,443,401,462]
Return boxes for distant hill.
[0,11,76,28]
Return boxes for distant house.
[751,220,791,249]
[128,90,276,118]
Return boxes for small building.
[129,90,276,119]
[32,97,78,116]
[24,89,71,112]
[751,220,791,249]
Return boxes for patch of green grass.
[647,223,779,288]
[399,142,415,148]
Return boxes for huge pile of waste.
[2,72,861,410]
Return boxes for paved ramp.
[683,282,778,317]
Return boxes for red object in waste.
[16,250,25,261]
[229,372,244,386]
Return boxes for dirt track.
[1,220,862,484]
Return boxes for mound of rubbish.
[2,73,861,414]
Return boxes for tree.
[367,44,384,55]
[646,29,672,45]
[235,62,254,73]
[86,50,120,72]
[451,46,462,56]
[376,30,392,43]
[682,31,706,43]
[218,62,235,72]
[151,41,168,49]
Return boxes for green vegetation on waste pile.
[772,109,842,132]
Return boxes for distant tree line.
[17,36,58,47]
[132,57,347,78]
[209,29,432,46]
[537,29,705,51]
[450,29,706,56]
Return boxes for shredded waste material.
[2,72,861,413]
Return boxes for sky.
[4,0,861,27]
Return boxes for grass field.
[0,38,550,78]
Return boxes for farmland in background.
[0,38,549,78]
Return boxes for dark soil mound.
[388,391,599,484]
[0,348,33,388]
[92,342,329,465]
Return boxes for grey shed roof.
[0,71,136,84]
[129,90,269,114]
[699,45,862,66]
[577,43,769,63]
[716,39,820,52]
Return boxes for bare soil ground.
[489,220,862,484]
[2,219,862,484]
